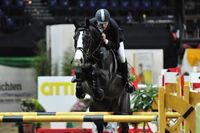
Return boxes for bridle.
[74,26,103,62]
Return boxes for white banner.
[125,49,163,84]
[38,76,77,128]
[190,73,200,83]
[164,72,178,83]
[0,65,36,111]
[46,24,75,76]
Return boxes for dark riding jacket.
[89,17,125,51]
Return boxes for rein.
[79,30,104,61]
[87,39,103,61]
[72,26,105,64]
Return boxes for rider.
[89,9,134,93]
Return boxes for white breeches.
[117,42,126,63]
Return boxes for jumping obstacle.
[158,72,200,133]
[0,115,157,123]
[1,71,200,133]
[159,86,196,133]
[0,85,198,133]
[0,111,180,118]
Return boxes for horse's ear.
[73,20,79,28]
[86,19,90,28]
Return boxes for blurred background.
[0,0,199,101]
[0,0,200,132]
[0,0,199,67]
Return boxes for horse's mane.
[87,25,102,45]
[80,23,102,55]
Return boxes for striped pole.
[0,115,157,123]
[0,112,112,116]
[0,112,180,118]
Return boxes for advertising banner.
[38,76,77,128]
[0,65,36,111]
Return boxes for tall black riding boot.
[121,61,135,93]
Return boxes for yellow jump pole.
[0,112,180,118]
[0,115,157,123]
[0,112,112,116]
[175,76,182,133]
[183,85,190,133]
[133,112,180,118]
[158,86,166,133]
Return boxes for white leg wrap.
[117,42,126,63]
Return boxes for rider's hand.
[102,33,108,44]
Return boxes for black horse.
[72,20,130,133]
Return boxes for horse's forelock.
[74,26,87,48]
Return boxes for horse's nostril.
[74,58,84,67]
[74,59,80,66]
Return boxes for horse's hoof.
[104,122,117,133]
[71,76,77,83]
[94,89,104,101]
[76,91,86,99]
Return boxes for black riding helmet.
[95,9,110,23]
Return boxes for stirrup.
[126,82,135,93]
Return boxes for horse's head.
[73,20,101,67]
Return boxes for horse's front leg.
[74,67,86,99]
[94,122,104,133]
[92,64,104,101]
